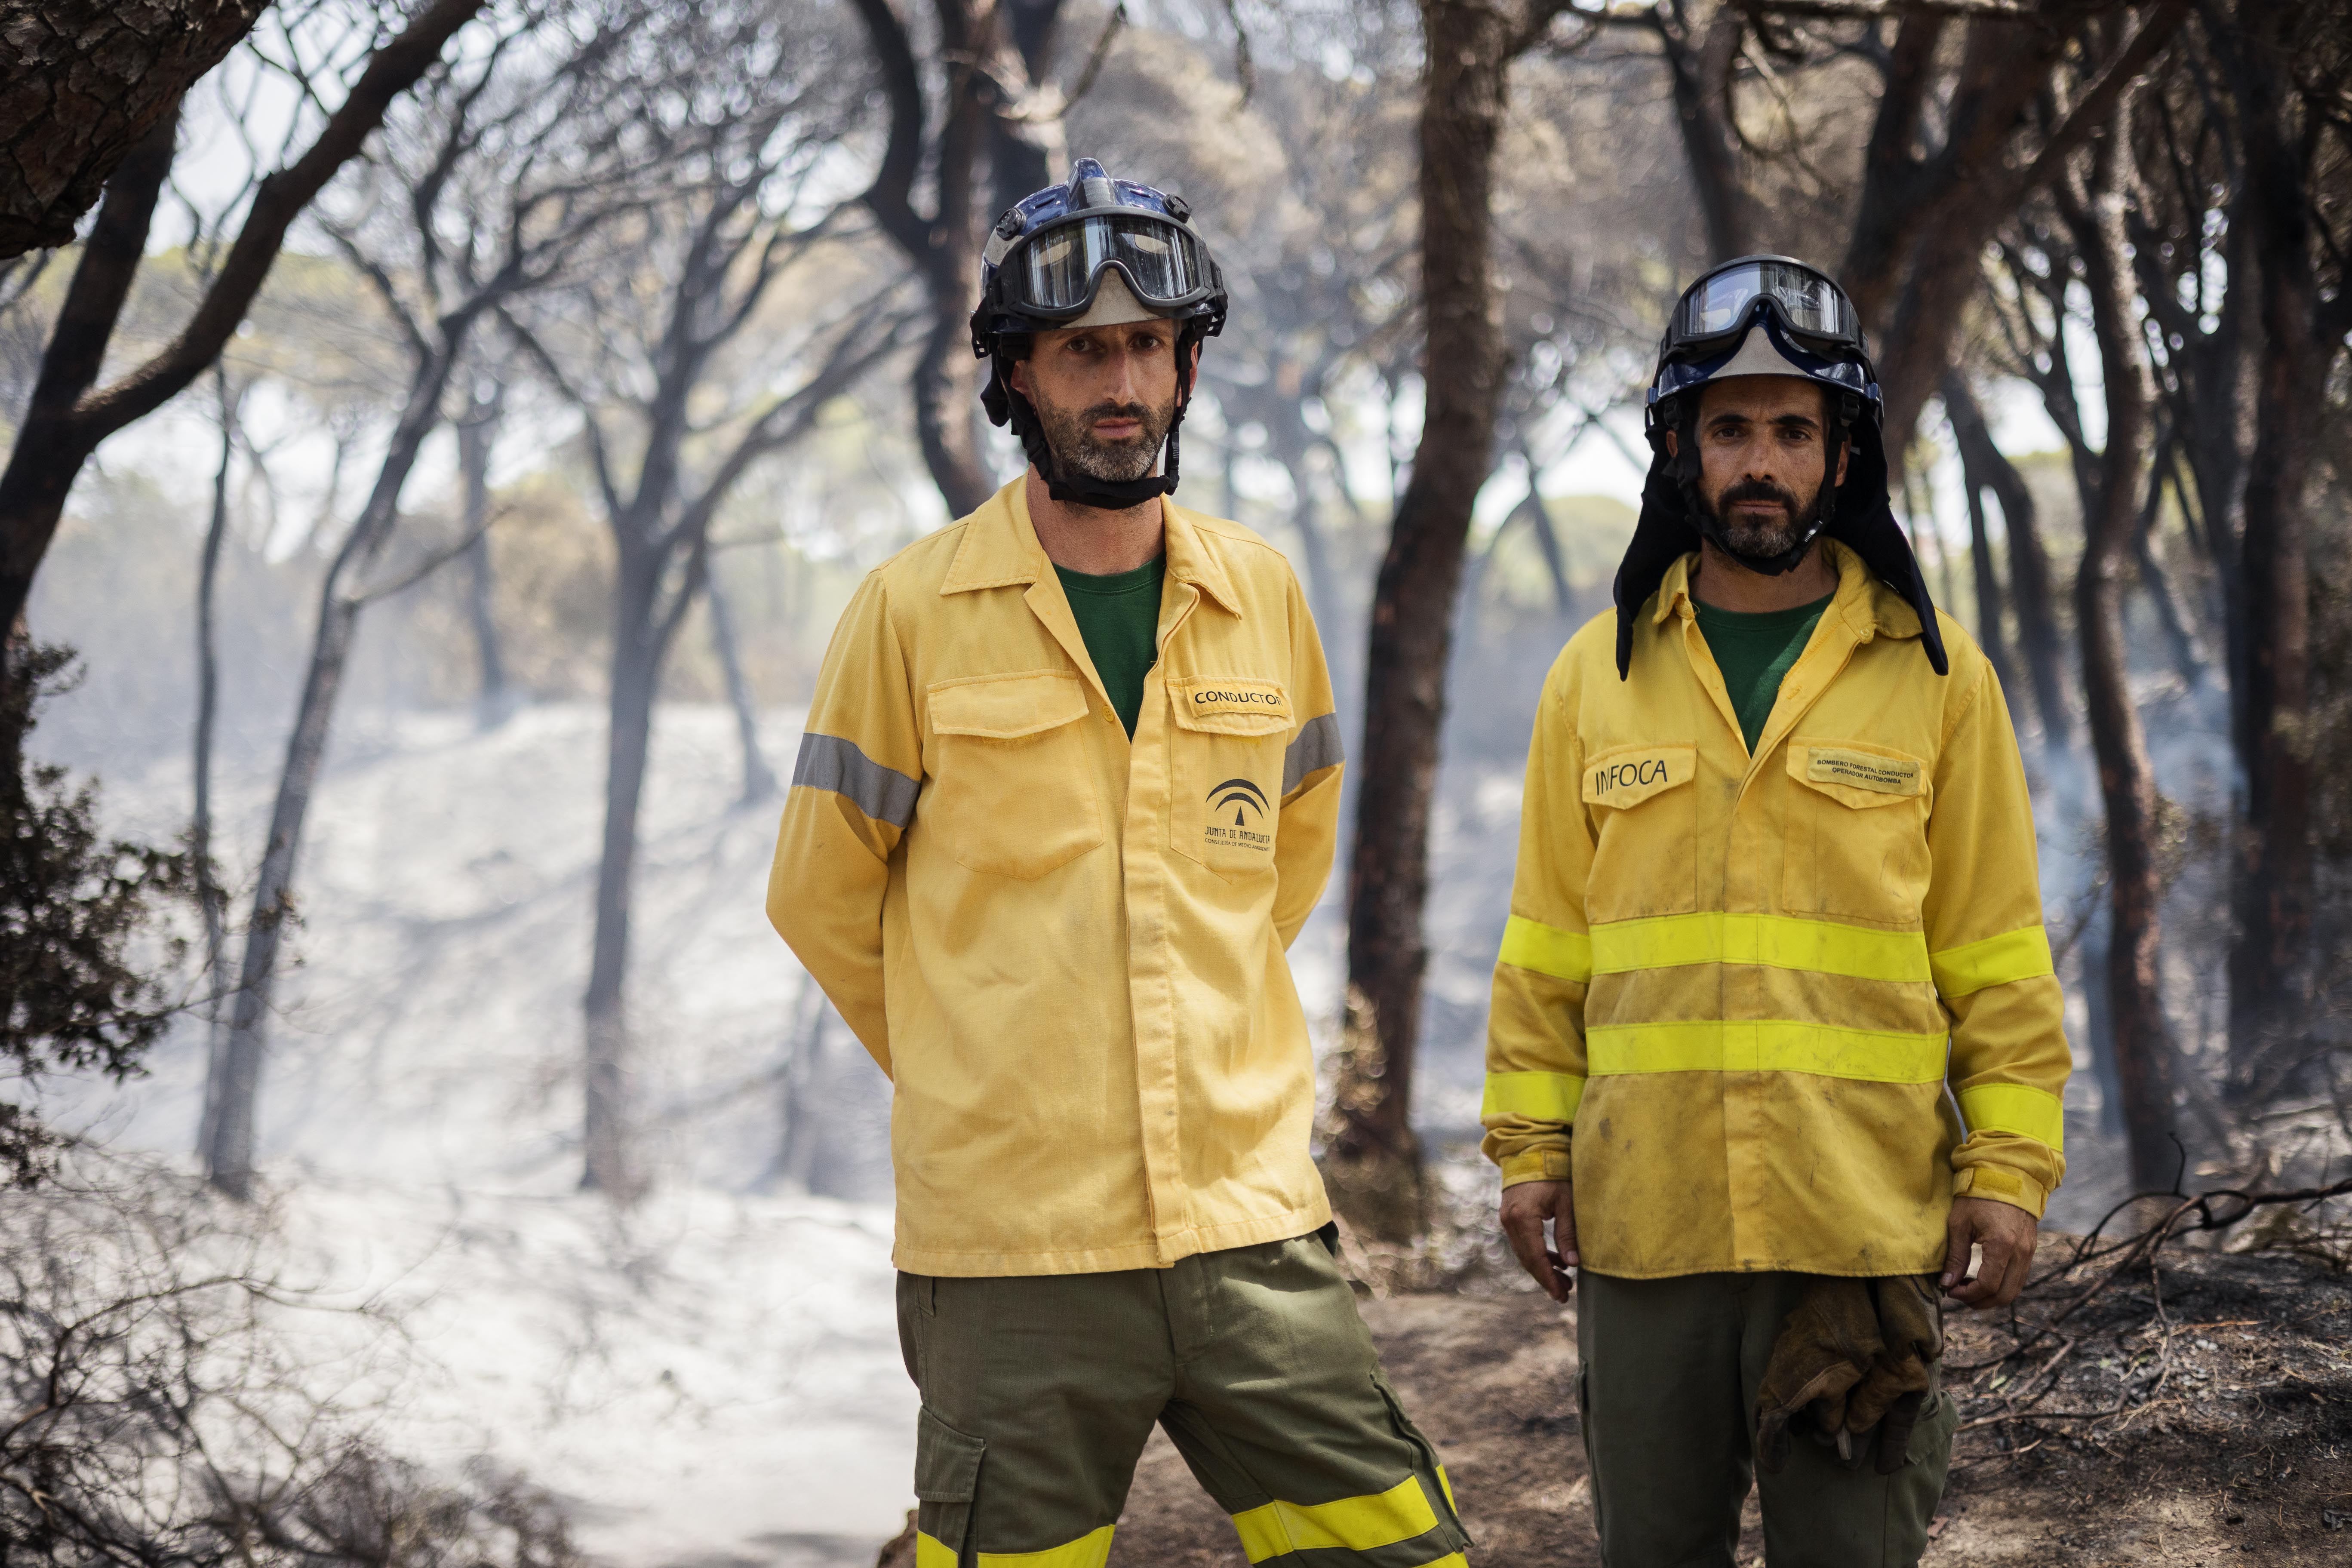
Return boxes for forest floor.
[1075,1235,2352,1566]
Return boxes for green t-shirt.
[1055,555,1167,738]
[1693,592,1834,753]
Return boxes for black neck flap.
[1612,404,1948,679]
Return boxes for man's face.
[1685,376,1850,559]
[1008,319,1188,486]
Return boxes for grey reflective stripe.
[1281,712,1344,796]
[792,732,920,828]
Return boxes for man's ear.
[1663,428,1679,459]
[1008,356,1031,401]
[1835,436,1851,487]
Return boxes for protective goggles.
[1664,256,1862,362]
[1004,213,1218,320]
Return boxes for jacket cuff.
[1953,1162,2049,1218]
[1500,1147,1573,1188]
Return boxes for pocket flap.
[913,1406,985,1503]
[1168,676,1292,735]
[1789,743,1927,809]
[1581,743,1696,809]
[928,670,1091,739]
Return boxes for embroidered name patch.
[1805,746,1923,796]
[1187,684,1286,717]
[1580,744,1696,809]
[1168,677,1291,734]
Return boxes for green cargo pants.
[896,1230,1471,1567]
[1576,1270,1958,1568]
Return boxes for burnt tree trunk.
[852,0,1068,519]
[0,0,268,257]
[1651,2,1755,261]
[582,553,668,1198]
[1327,0,1519,1242]
[2065,152,2180,1194]
[1845,7,2185,453]
[2218,7,2325,1094]
[0,106,179,633]
[205,345,470,1199]
[1944,371,2072,750]
[706,570,778,807]
[456,387,512,726]
[1943,375,2020,704]
[192,367,238,1162]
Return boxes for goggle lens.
[1680,261,1851,340]
[1018,215,1205,311]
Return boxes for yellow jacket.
[767,480,1344,1277]
[1484,542,2069,1279]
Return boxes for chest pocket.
[1581,742,1699,923]
[924,671,1104,880]
[1168,676,1289,881]
[1782,741,1931,925]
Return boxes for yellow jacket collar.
[1652,540,1922,646]
[940,478,1243,616]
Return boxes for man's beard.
[1700,473,1827,559]
[1033,391,1175,486]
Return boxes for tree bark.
[1327,0,1519,1242]
[0,0,269,257]
[2065,152,2179,1194]
[205,345,469,1199]
[2217,6,2323,1093]
[0,0,489,637]
[1944,372,2071,748]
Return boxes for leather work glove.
[1754,1275,1943,1476]
[1845,1274,1942,1473]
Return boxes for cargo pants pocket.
[913,1405,986,1564]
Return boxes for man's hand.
[1500,1180,1578,1303]
[1941,1195,2038,1309]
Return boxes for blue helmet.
[972,158,1227,352]
[973,159,1228,511]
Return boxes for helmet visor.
[1674,260,1855,347]
[1016,214,1210,314]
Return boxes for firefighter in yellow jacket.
[1485,257,2069,1565]
[769,161,1468,1568]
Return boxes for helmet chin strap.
[983,334,1198,514]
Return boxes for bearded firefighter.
[1484,255,2069,1565]
[770,160,1470,1567]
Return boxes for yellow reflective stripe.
[1498,915,1592,983]
[1586,1020,1948,1083]
[1589,912,1931,984]
[1930,925,2056,997]
[1229,1475,1439,1562]
[1958,1082,2066,1150]
[917,1535,956,1568]
[1482,1071,1585,1124]
[1436,1464,1457,1514]
[973,1524,1116,1568]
